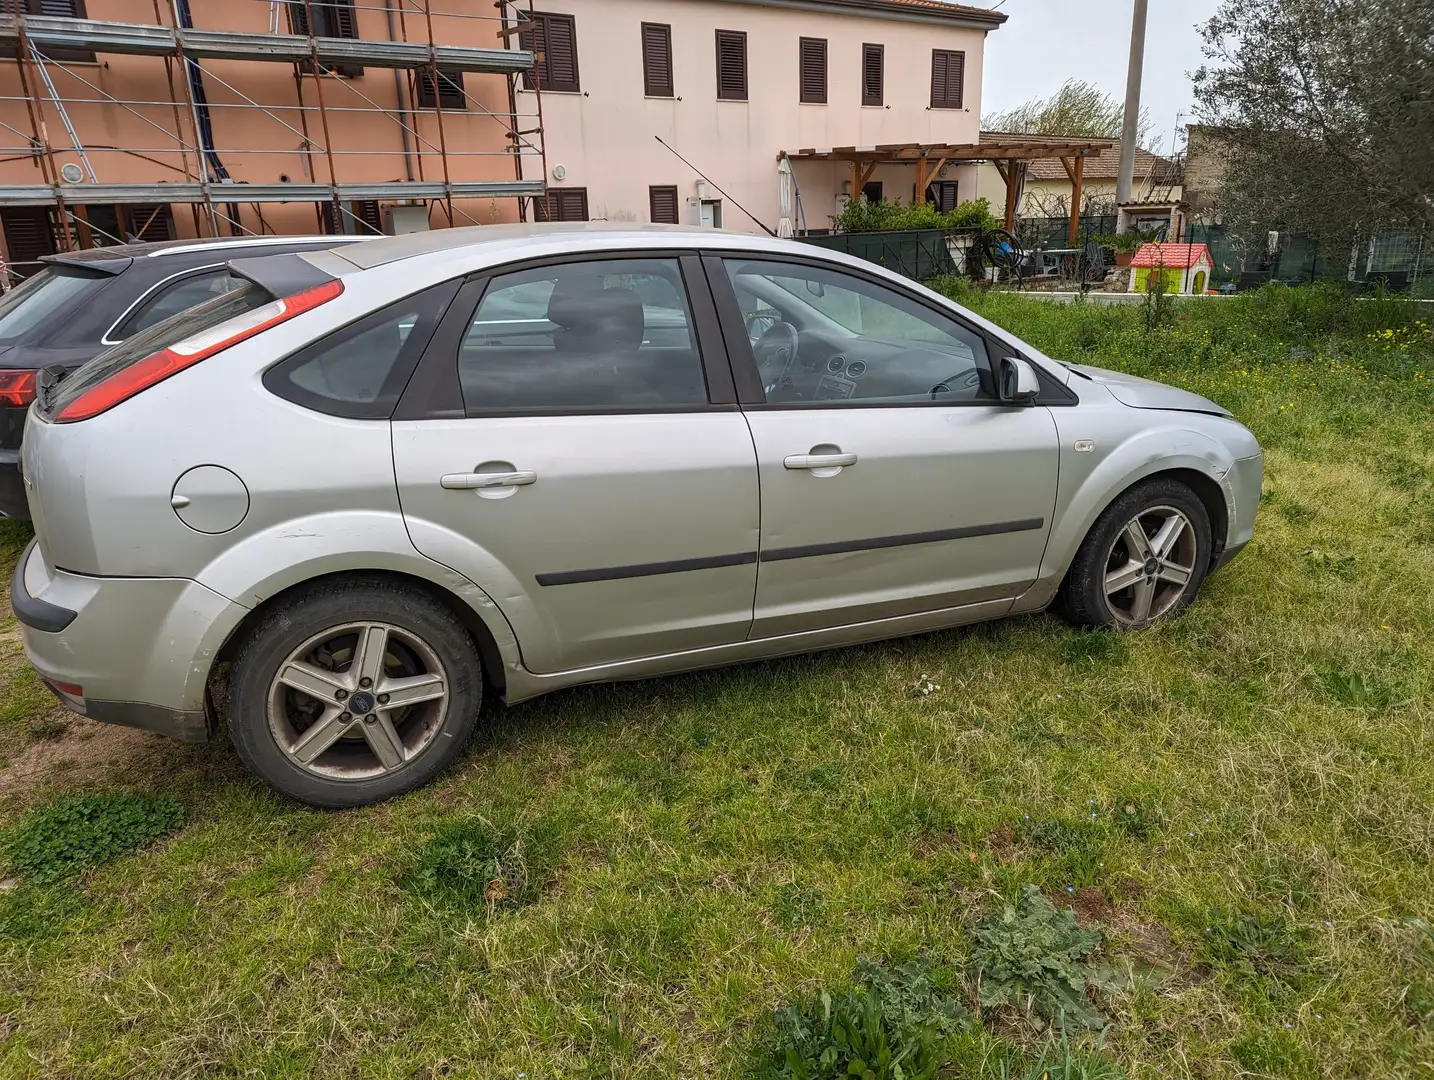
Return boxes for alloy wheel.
[1102,505,1198,626]
[267,621,449,781]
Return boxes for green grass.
[0,285,1431,1077]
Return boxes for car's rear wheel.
[1058,478,1213,629]
[228,579,481,807]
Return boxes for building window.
[519,11,580,94]
[534,188,588,222]
[930,49,965,110]
[20,0,94,61]
[0,207,57,278]
[928,180,959,212]
[641,22,673,97]
[649,185,680,224]
[322,199,383,234]
[862,43,884,107]
[287,0,361,77]
[862,181,883,204]
[715,29,747,101]
[799,37,826,104]
[416,68,466,109]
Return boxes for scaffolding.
[0,0,549,261]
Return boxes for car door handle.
[784,452,857,470]
[440,470,537,490]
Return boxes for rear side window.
[0,267,108,345]
[116,268,247,339]
[456,257,708,413]
[263,281,458,419]
[46,282,274,419]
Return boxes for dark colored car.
[0,234,367,518]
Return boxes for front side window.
[117,269,247,339]
[457,257,707,413]
[263,283,457,419]
[722,259,995,405]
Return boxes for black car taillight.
[0,369,37,408]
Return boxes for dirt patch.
[988,824,1018,861]
[1069,884,1115,925]
[0,716,211,808]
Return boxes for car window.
[457,257,708,413]
[0,266,108,345]
[263,283,457,420]
[721,258,995,405]
[118,269,246,339]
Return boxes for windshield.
[0,267,108,345]
[44,281,273,418]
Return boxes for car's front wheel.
[1059,477,1213,629]
[228,578,482,807]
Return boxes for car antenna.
[653,135,778,237]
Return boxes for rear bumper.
[0,450,28,520]
[13,539,249,742]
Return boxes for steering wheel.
[753,321,800,395]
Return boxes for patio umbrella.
[777,154,795,238]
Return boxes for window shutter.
[798,37,826,105]
[715,29,746,101]
[544,13,580,93]
[288,0,312,36]
[535,188,588,222]
[354,199,383,234]
[930,49,964,109]
[641,22,673,97]
[417,68,465,109]
[649,185,680,224]
[29,0,94,60]
[123,204,174,242]
[1,208,57,278]
[517,13,543,92]
[862,43,883,107]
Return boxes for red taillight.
[55,279,344,423]
[0,369,37,409]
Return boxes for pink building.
[513,0,1007,233]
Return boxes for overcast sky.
[975,0,1222,155]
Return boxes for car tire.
[1058,478,1213,630]
[228,577,481,808]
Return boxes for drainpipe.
[173,0,230,183]
[385,4,416,182]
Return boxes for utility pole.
[1116,0,1149,207]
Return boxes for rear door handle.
[784,452,857,470]
[440,470,537,489]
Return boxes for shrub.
[750,956,969,1080]
[5,793,184,885]
[971,885,1127,1030]
[832,197,998,234]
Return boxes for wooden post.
[1003,160,1018,231]
[851,159,861,201]
[914,156,927,205]
[1067,154,1085,247]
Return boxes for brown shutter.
[417,68,465,108]
[799,37,826,105]
[123,204,174,242]
[1,208,58,278]
[715,29,746,101]
[931,49,964,109]
[544,13,580,93]
[536,188,588,222]
[649,185,680,224]
[862,43,883,107]
[517,13,543,92]
[641,23,673,97]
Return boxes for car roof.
[319,222,798,272]
[45,233,371,268]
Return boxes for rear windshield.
[44,281,273,418]
[0,266,109,345]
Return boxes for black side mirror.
[998,356,1040,405]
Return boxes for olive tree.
[1193,0,1434,246]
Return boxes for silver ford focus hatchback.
[14,224,1261,807]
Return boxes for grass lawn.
[1,286,1432,1079]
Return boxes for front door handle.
[440,470,537,490]
[784,452,857,470]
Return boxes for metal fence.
[1183,224,1431,291]
[799,227,981,280]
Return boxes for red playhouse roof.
[1131,243,1212,269]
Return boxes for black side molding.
[761,518,1046,562]
[11,539,76,633]
[537,550,758,587]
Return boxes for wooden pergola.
[785,132,1117,245]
